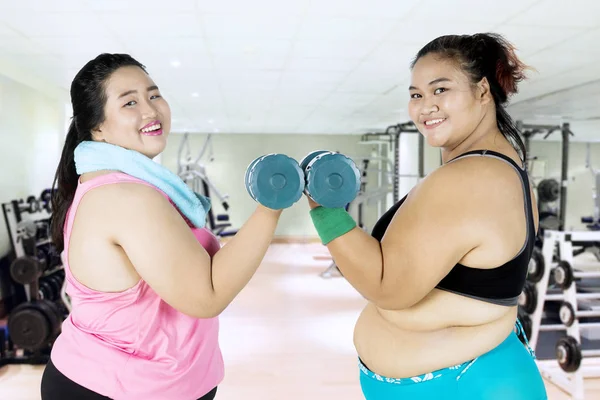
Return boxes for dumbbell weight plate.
[244,155,267,202]
[37,246,51,269]
[559,301,576,327]
[299,150,331,199]
[36,299,63,339]
[7,303,50,351]
[305,152,361,208]
[47,275,63,301]
[26,196,41,213]
[40,189,53,213]
[537,179,560,203]
[527,247,545,283]
[553,261,574,290]
[245,154,304,210]
[518,282,538,315]
[299,150,330,173]
[556,336,582,373]
[10,256,43,285]
[38,279,54,301]
[46,244,62,269]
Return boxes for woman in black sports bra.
[307,33,547,399]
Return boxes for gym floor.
[0,242,599,400]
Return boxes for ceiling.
[0,0,598,140]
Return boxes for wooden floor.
[1,242,599,399]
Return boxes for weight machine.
[359,122,425,203]
[319,122,425,279]
[1,190,70,368]
[177,133,238,237]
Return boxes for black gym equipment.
[10,256,45,285]
[7,299,62,352]
[559,301,577,327]
[537,178,560,203]
[1,192,69,368]
[528,247,545,283]
[556,335,582,372]
[521,229,600,398]
[553,260,575,290]
[519,282,538,315]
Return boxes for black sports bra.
[370,150,535,307]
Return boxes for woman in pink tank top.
[40,54,284,400]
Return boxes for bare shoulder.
[415,155,525,207]
[76,180,178,235]
[81,180,171,212]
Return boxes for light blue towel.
[74,140,210,228]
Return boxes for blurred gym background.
[1,0,599,399]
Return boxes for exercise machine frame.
[177,132,238,237]
[359,122,425,203]
[518,121,573,232]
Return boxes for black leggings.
[41,358,218,400]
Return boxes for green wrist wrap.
[309,206,357,245]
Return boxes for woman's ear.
[90,126,105,142]
[477,77,493,105]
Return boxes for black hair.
[410,33,530,163]
[51,53,147,252]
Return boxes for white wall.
[0,74,64,257]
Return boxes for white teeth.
[141,123,161,133]
[425,118,445,126]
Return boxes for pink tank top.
[50,172,224,400]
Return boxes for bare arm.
[108,183,281,318]
[317,158,516,310]
[210,204,281,310]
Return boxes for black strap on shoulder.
[446,149,535,247]
[447,149,526,171]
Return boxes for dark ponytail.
[50,53,147,252]
[51,120,83,252]
[410,33,531,163]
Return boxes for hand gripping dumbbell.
[299,150,361,208]
[245,154,305,210]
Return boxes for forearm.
[309,205,384,300]
[211,204,281,309]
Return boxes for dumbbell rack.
[526,229,600,400]
[2,198,57,301]
[1,193,70,367]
